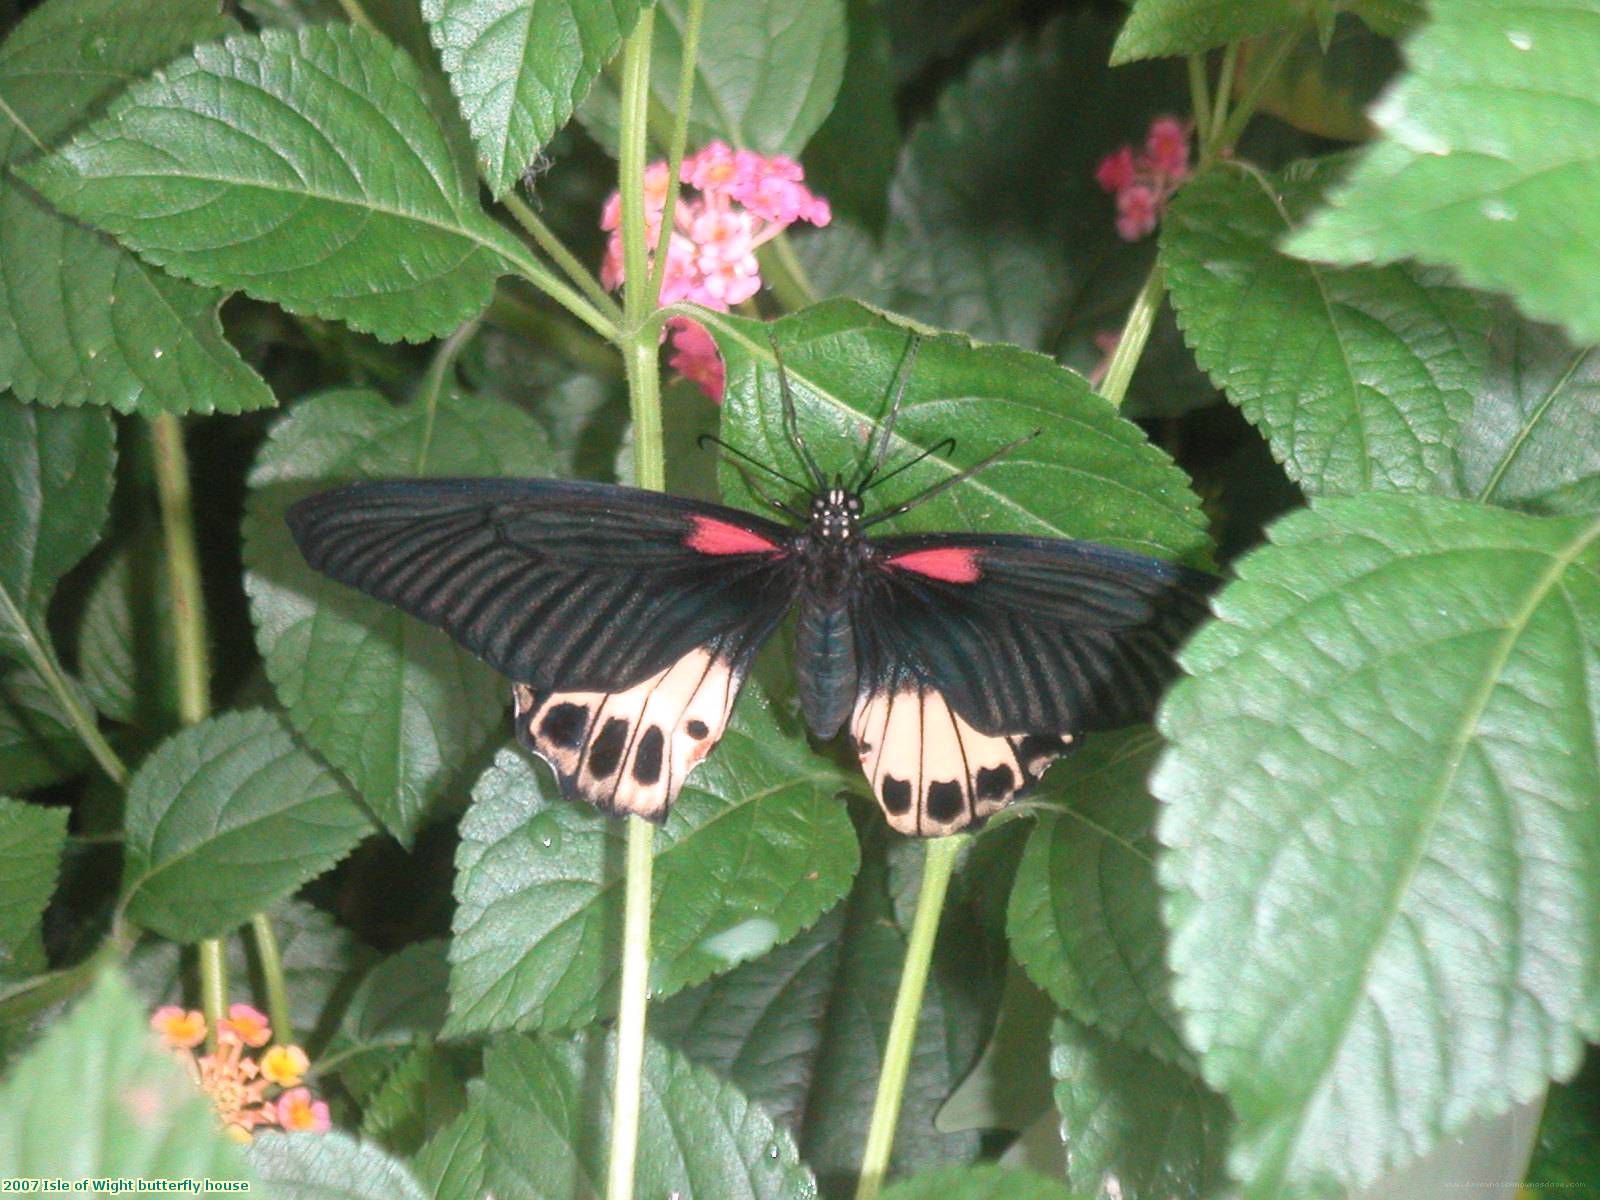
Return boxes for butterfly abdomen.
[795,595,857,738]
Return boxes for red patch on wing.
[686,515,781,556]
[889,547,982,583]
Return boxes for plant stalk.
[251,913,293,1046]
[150,413,234,1050]
[502,192,623,323]
[0,585,126,786]
[647,0,705,307]
[854,834,966,1200]
[1099,262,1166,410]
[607,15,667,1200]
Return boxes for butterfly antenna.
[859,436,957,494]
[770,335,827,492]
[696,433,811,493]
[859,430,1041,528]
[729,461,807,521]
[856,334,922,491]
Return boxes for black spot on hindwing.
[686,719,709,740]
[882,776,913,814]
[926,780,964,822]
[588,717,629,779]
[633,726,664,785]
[976,764,1014,800]
[540,702,588,749]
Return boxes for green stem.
[619,10,657,332]
[150,415,210,727]
[607,815,657,1200]
[502,193,623,324]
[198,937,227,1055]
[334,0,374,29]
[1216,31,1300,151]
[150,413,237,1054]
[647,0,705,306]
[607,16,667,1200]
[1098,262,1165,410]
[854,835,965,1200]
[415,316,482,472]
[1208,42,1238,154]
[251,913,293,1046]
[0,586,126,786]
[1187,54,1213,145]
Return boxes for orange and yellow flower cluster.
[150,1003,329,1142]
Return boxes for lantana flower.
[1095,116,1193,240]
[150,1005,329,1141]
[599,142,831,402]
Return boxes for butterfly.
[285,339,1213,836]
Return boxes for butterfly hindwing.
[850,670,1077,836]
[512,640,747,821]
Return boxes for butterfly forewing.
[287,478,800,821]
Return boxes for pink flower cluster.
[1095,116,1192,241]
[600,142,831,401]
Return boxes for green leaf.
[1111,0,1312,63]
[244,389,550,841]
[121,709,372,942]
[881,1164,1084,1200]
[1154,493,1600,1197]
[578,0,848,157]
[414,1105,490,1200]
[933,966,1057,1135]
[1253,14,1398,142]
[1161,160,1489,497]
[127,898,364,1046]
[478,1032,818,1200]
[424,0,649,197]
[322,940,451,1078]
[1525,1054,1600,1191]
[78,535,179,728]
[881,16,1184,351]
[1453,307,1600,514]
[21,24,521,343]
[656,875,995,1183]
[1007,729,1188,1065]
[0,969,254,1180]
[362,1043,469,1157]
[0,0,275,416]
[1049,1016,1232,1200]
[0,667,91,791]
[446,684,858,1035]
[1284,0,1600,346]
[248,1129,428,1200]
[706,300,1212,566]
[802,0,899,236]
[1345,0,1424,37]
[0,397,116,664]
[0,797,67,975]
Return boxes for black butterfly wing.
[286,478,802,821]
[846,532,1214,836]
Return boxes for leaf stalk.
[854,833,966,1200]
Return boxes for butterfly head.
[809,485,863,543]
